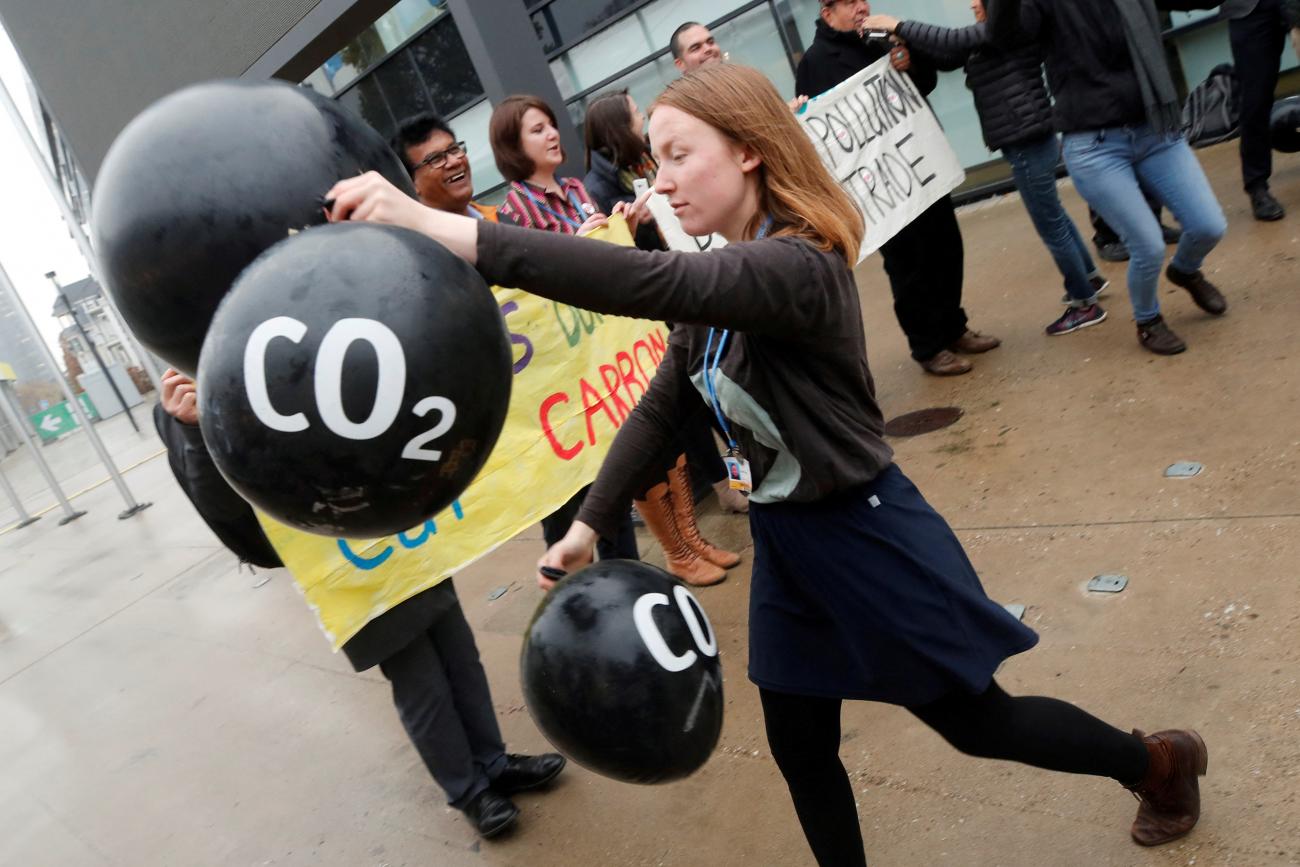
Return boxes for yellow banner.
[0,362,16,381]
[257,218,666,649]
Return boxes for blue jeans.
[1003,134,1100,305]
[1062,124,1227,322]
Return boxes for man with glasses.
[796,0,1002,377]
[392,113,516,223]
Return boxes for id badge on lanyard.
[702,216,773,497]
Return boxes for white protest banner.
[799,56,965,261]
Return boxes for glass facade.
[307,0,1282,203]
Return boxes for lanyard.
[520,182,587,231]
[702,216,774,454]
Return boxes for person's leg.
[880,217,946,363]
[1005,136,1101,305]
[541,488,586,548]
[379,633,487,808]
[1132,133,1228,277]
[760,688,866,867]
[910,680,1209,846]
[598,507,640,560]
[1230,1,1287,199]
[909,680,1148,781]
[1063,129,1167,323]
[425,583,508,785]
[928,195,973,346]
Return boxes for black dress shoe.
[493,753,567,794]
[462,789,519,839]
[1249,186,1285,222]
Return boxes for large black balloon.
[92,79,417,375]
[521,560,724,784]
[1273,97,1300,154]
[196,222,511,538]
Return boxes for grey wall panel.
[0,0,394,183]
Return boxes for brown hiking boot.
[666,455,741,569]
[634,481,726,587]
[920,349,973,376]
[950,329,1002,353]
[1136,315,1187,355]
[1126,729,1209,846]
[1166,264,1227,315]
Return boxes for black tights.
[759,681,1150,866]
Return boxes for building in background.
[2,0,1296,211]
[0,285,61,419]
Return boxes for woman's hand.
[576,212,610,236]
[612,189,656,233]
[160,368,199,425]
[326,171,480,264]
[536,521,598,591]
[889,39,912,72]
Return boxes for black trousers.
[1230,0,1290,192]
[760,681,1149,866]
[378,580,506,809]
[878,195,968,362]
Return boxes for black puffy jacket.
[896,20,1052,151]
[796,18,938,102]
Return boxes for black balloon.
[92,79,417,375]
[1273,97,1300,154]
[196,222,511,538]
[521,560,724,784]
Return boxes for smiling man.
[392,113,511,222]
[669,21,725,73]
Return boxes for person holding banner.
[488,94,649,568]
[860,5,1111,336]
[153,370,566,840]
[796,0,1001,376]
[986,0,1230,356]
[328,62,1209,866]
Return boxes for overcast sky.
[0,24,93,361]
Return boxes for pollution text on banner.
[256,217,666,650]
[799,55,965,260]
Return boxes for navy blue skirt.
[747,464,1038,707]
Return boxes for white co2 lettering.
[632,585,718,673]
[243,316,456,463]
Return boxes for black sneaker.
[1097,240,1130,262]
[1249,186,1284,222]
[1136,315,1187,355]
[1161,223,1183,245]
[1165,264,1227,315]
[1060,275,1110,305]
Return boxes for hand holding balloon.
[537,521,597,591]
[327,171,481,264]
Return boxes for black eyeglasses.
[414,141,468,172]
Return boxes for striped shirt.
[499,177,598,235]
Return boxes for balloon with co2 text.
[521,560,724,784]
[197,222,512,538]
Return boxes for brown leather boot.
[1126,728,1209,846]
[634,481,726,587]
[666,455,742,569]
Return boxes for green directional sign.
[30,401,78,441]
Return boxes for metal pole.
[50,274,139,433]
[0,383,83,525]
[0,459,41,529]
[0,76,163,394]
[0,260,150,519]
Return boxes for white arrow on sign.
[39,415,63,433]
